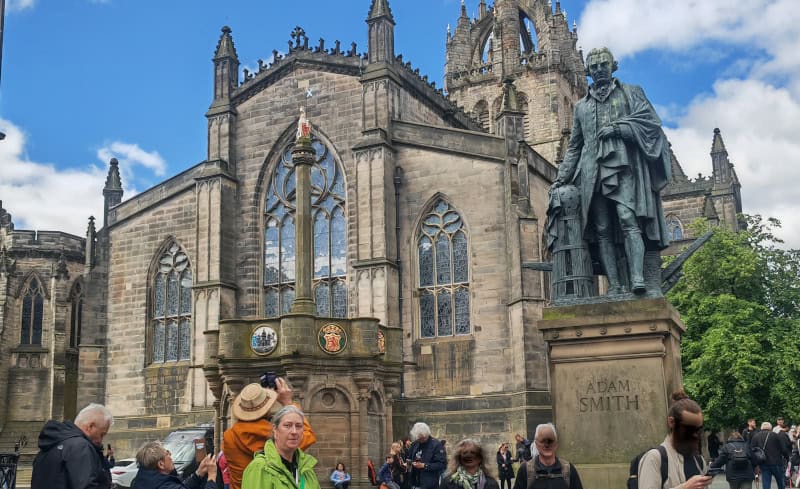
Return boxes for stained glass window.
[667,215,684,241]
[69,282,83,349]
[417,200,470,338]
[264,136,348,318]
[166,321,178,361]
[20,278,45,345]
[151,243,192,363]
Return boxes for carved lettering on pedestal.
[578,378,640,413]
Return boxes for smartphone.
[704,466,724,477]
[194,438,207,463]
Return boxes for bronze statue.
[547,47,671,297]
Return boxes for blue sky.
[2,0,799,247]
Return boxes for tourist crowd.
[27,376,798,489]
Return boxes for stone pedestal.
[538,298,685,489]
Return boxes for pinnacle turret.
[710,128,733,185]
[214,26,239,61]
[103,158,124,225]
[366,0,395,65]
[211,26,240,104]
[711,127,727,154]
[368,0,394,22]
[103,158,122,192]
[0,200,13,231]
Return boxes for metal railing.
[0,437,26,489]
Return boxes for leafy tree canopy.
[668,215,800,430]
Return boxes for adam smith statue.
[550,47,671,294]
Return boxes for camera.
[260,371,278,390]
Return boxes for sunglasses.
[537,438,556,446]
[677,421,704,435]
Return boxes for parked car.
[111,458,138,489]
[110,426,214,488]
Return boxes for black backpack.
[628,446,667,489]
[731,443,750,468]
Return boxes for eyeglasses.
[536,438,555,446]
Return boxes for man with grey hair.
[32,403,115,489]
[512,423,583,489]
[408,422,447,489]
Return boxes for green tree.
[667,215,800,430]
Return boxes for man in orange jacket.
[223,378,316,489]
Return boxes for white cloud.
[6,0,35,12]
[665,79,800,246]
[578,0,800,248]
[0,120,156,237]
[0,119,105,235]
[97,141,167,176]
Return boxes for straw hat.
[232,383,278,422]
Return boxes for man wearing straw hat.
[223,378,316,489]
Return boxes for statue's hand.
[551,180,564,191]
[598,125,616,140]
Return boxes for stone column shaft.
[291,140,316,314]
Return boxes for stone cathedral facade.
[0,0,742,476]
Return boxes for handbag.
[751,434,767,466]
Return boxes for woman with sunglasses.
[637,390,712,489]
[511,423,583,489]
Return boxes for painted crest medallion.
[318,323,347,355]
[251,325,278,356]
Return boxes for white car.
[111,458,138,489]
[109,427,211,488]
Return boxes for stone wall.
[105,187,198,417]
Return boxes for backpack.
[526,457,570,488]
[730,443,749,468]
[367,459,378,486]
[627,446,667,489]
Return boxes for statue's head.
[585,47,618,85]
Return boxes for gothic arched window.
[151,243,192,363]
[667,215,684,241]
[417,200,470,338]
[264,138,347,318]
[20,278,44,345]
[473,100,490,132]
[69,281,83,349]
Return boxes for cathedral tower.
[445,0,587,162]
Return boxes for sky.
[1,0,799,248]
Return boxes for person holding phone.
[223,378,316,489]
[131,441,217,489]
[407,422,447,489]
[636,390,712,489]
